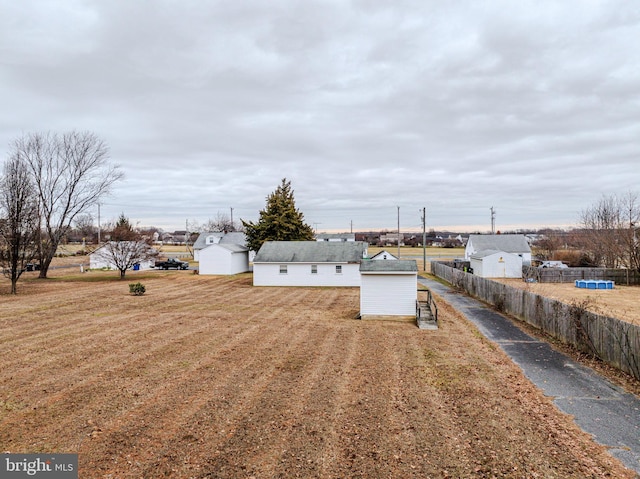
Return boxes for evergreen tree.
[111,213,137,241]
[242,178,314,252]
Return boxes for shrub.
[129,282,146,296]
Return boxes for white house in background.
[89,242,155,270]
[370,250,398,261]
[193,232,253,261]
[470,250,523,278]
[315,233,356,242]
[359,260,417,320]
[465,234,532,265]
[252,241,367,287]
[198,243,250,275]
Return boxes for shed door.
[360,274,416,316]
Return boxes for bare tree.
[579,192,640,269]
[95,214,155,279]
[533,229,564,261]
[621,192,640,272]
[12,131,123,278]
[74,213,97,244]
[94,241,155,279]
[202,212,237,232]
[0,156,40,294]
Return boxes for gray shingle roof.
[216,244,249,253]
[469,249,503,260]
[253,241,367,263]
[360,260,417,272]
[193,232,247,250]
[467,234,530,253]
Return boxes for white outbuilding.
[465,234,531,265]
[359,260,418,320]
[89,242,155,271]
[198,243,250,275]
[192,231,254,261]
[470,250,523,278]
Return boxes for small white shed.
[359,260,417,320]
[198,243,250,275]
[470,250,523,278]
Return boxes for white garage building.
[470,250,523,278]
[198,243,250,275]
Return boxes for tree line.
[534,192,640,271]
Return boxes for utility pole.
[313,222,321,234]
[421,207,426,272]
[397,206,400,259]
[490,206,496,234]
[97,203,101,244]
[230,207,234,230]
[350,220,353,234]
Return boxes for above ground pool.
[575,280,615,289]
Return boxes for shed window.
[311,264,318,274]
[335,265,342,274]
[279,265,288,274]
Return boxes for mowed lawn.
[0,269,634,478]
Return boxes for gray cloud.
[1,0,639,232]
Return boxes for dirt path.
[0,272,634,478]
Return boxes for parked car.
[539,261,568,269]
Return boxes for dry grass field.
[0,264,635,478]
[493,278,640,325]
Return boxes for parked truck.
[153,258,189,270]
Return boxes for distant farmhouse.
[379,233,404,246]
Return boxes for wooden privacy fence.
[431,261,640,380]
[523,266,640,285]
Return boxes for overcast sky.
[1,1,639,233]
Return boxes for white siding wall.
[471,252,522,278]
[360,273,417,317]
[253,263,360,286]
[199,245,249,275]
[465,240,531,265]
[470,257,484,277]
